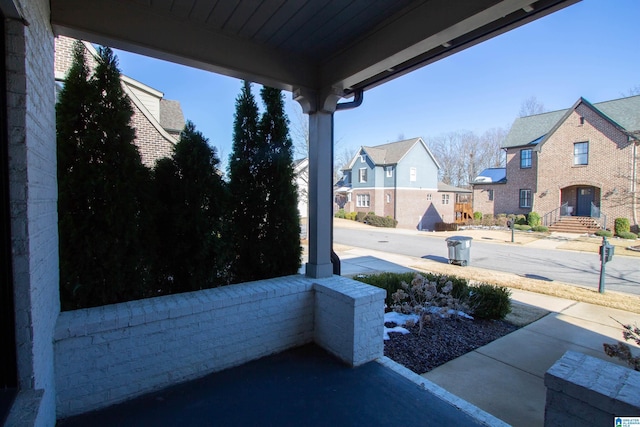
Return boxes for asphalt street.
[333,226,640,296]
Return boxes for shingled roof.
[160,99,186,135]
[503,95,640,149]
[346,137,440,169]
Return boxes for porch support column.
[294,88,341,278]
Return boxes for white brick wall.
[313,276,385,366]
[5,1,60,426]
[544,351,640,426]
[54,275,385,419]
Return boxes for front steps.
[547,216,602,234]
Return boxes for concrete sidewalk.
[335,248,640,426]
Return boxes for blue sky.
[114,0,639,167]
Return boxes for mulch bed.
[384,316,519,374]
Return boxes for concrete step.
[547,216,601,234]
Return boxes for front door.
[576,187,594,216]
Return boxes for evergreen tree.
[152,121,228,292]
[257,86,301,276]
[57,45,150,309]
[228,81,264,283]
[57,40,96,309]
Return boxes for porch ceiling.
[50,0,579,100]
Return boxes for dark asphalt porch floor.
[57,344,487,427]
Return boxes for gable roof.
[503,95,640,149]
[160,99,186,134]
[346,137,440,170]
[473,167,506,184]
[437,182,472,193]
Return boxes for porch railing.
[591,202,607,229]
[543,202,568,227]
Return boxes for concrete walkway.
[335,248,640,426]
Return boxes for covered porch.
[2,0,580,425]
[543,184,606,232]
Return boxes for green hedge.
[468,284,512,319]
[595,229,613,238]
[354,272,511,320]
[365,213,398,228]
[615,218,631,236]
[617,231,638,240]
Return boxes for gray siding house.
[337,138,471,229]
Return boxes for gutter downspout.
[331,89,364,275]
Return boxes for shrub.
[514,224,531,231]
[527,212,541,227]
[617,231,638,240]
[481,214,494,226]
[354,272,468,307]
[346,211,358,221]
[473,211,483,221]
[468,284,512,319]
[595,229,613,238]
[435,222,458,231]
[391,273,470,333]
[356,211,367,222]
[515,214,527,225]
[603,319,640,371]
[531,225,548,232]
[335,209,346,219]
[615,218,631,236]
[365,213,398,228]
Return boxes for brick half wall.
[54,275,385,419]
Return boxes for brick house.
[54,36,184,167]
[473,96,640,231]
[336,137,472,230]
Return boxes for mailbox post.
[598,236,615,293]
[507,220,514,243]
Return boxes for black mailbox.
[599,242,615,263]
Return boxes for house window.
[442,194,450,205]
[386,167,393,178]
[426,193,432,201]
[347,193,352,202]
[520,149,532,168]
[358,168,367,183]
[356,194,370,207]
[386,193,391,203]
[410,167,417,182]
[488,189,494,201]
[360,154,367,163]
[519,189,532,208]
[574,142,588,165]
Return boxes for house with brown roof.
[54,36,184,167]
[473,95,640,232]
[336,138,472,230]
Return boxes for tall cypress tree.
[152,121,228,292]
[57,40,96,309]
[57,45,150,309]
[90,46,151,305]
[228,81,264,283]
[258,86,301,276]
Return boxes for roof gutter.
[335,89,363,111]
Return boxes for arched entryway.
[561,185,601,217]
